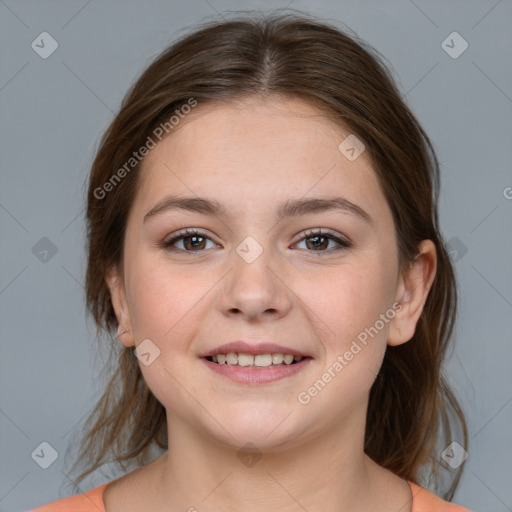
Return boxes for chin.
[205,405,301,449]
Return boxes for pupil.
[186,235,204,250]
[308,235,327,250]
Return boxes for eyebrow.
[143,195,373,225]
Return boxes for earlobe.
[117,325,132,345]
[387,240,437,347]
[387,288,413,346]
[105,266,135,347]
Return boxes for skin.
[103,96,437,512]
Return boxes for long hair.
[68,10,467,500]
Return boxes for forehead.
[132,96,388,224]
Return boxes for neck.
[146,406,396,512]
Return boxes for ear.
[387,239,437,347]
[105,265,135,347]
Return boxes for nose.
[218,247,292,322]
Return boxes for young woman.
[30,11,472,512]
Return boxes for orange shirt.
[29,480,473,511]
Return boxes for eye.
[162,229,219,252]
[293,229,352,253]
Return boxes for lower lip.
[201,357,312,384]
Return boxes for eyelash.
[161,228,352,255]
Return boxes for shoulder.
[409,481,474,512]
[28,483,107,512]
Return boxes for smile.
[202,353,312,384]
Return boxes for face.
[106,96,428,451]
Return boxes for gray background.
[1,1,511,511]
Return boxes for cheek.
[296,256,394,406]
[296,264,391,415]
[300,258,394,347]
[126,262,211,415]
[126,259,207,351]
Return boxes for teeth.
[238,353,254,366]
[272,353,284,364]
[283,354,294,364]
[254,354,272,367]
[209,352,304,367]
[226,352,238,365]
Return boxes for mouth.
[201,352,313,384]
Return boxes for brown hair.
[68,10,468,500]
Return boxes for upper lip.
[199,341,311,358]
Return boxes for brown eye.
[162,229,218,252]
[294,229,351,253]
[182,234,207,250]
[305,234,329,250]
